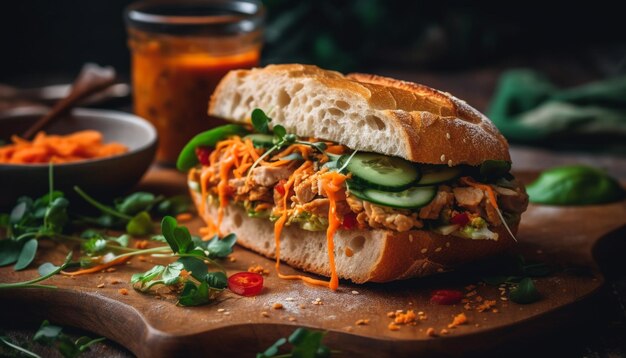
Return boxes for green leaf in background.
[82,238,107,255]
[14,238,38,271]
[178,281,210,306]
[0,239,22,266]
[33,320,63,345]
[115,192,160,216]
[131,265,165,285]
[527,165,625,205]
[258,337,287,358]
[126,211,153,236]
[289,328,327,358]
[38,262,60,276]
[508,277,541,304]
[156,195,193,216]
[43,197,69,234]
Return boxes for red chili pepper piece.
[430,289,464,305]
[342,212,358,229]
[228,272,264,296]
[451,212,470,226]
[195,146,212,166]
[275,179,287,196]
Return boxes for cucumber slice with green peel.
[244,134,274,148]
[415,166,462,186]
[341,152,420,191]
[348,182,437,209]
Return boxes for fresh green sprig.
[130,216,236,306]
[257,327,333,358]
[482,255,552,304]
[33,320,105,358]
[0,252,72,290]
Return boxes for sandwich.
[178,64,528,290]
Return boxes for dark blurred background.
[1,0,624,83]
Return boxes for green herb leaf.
[115,192,160,216]
[177,124,248,172]
[43,197,69,234]
[508,277,541,304]
[173,226,193,254]
[126,211,153,236]
[14,238,38,271]
[160,216,193,254]
[205,271,227,289]
[205,233,237,259]
[131,265,165,284]
[527,165,625,205]
[82,237,107,255]
[162,262,184,285]
[289,328,327,358]
[273,125,287,140]
[178,256,208,281]
[33,320,63,345]
[178,281,210,306]
[38,262,60,276]
[251,108,272,134]
[0,239,21,266]
[156,195,193,216]
[75,336,106,352]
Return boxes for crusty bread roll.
[191,191,518,283]
[196,64,522,284]
[209,64,510,166]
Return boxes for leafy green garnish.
[527,165,625,205]
[252,108,272,134]
[176,124,248,171]
[178,281,211,306]
[508,277,541,304]
[257,328,333,358]
[155,195,193,216]
[0,252,72,290]
[34,320,105,358]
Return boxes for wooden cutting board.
[1,168,625,357]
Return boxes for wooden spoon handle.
[22,64,117,139]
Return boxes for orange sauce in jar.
[126,1,264,164]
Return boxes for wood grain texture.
[0,168,624,357]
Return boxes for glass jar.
[125,0,264,164]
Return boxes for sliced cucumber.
[244,134,274,148]
[415,166,461,186]
[341,152,420,191]
[348,182,437,209]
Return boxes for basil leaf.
[126,211,153,236]
[527,165,625,205]
[251,108,272,134]
[178,257,208,281]
[177,124,248,172]
[178,281,210,306]
[205,271,227,289]
[0,239,21,266]
[508,277,541,304]
[14,238,38,271]
[206,233,237,259]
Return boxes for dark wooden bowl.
[0,106,157,210]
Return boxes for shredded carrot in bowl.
[0,130,128,165]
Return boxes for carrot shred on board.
[61,256,130,276]
[0,130,128,164]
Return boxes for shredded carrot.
[261,159,292,167]
[461,176,499,209]
[325,145,346,155]
[0,130,127,164]
[175,212,193,222]
[61,256,130,276]
[319,171,347,291]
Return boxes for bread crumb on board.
[355,319,370,326]
[261,311,270,318]
[272,303,284,310]
[118,288,129,295]
[248,265,270,276]
[388,322,400,331]
[97,283,105,288]
[426,327,437,337]
[448,313,468,328]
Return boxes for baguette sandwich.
[179,64,528,290]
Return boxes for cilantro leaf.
[131,265,165,285]
[162,262,184,285]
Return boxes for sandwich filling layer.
[188,133,528,290]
